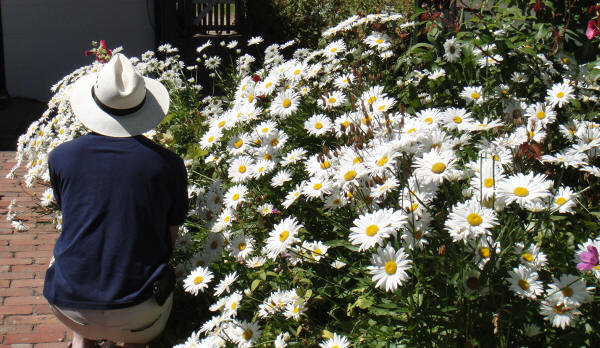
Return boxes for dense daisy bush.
[9,1,600,346]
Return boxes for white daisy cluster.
[13,8,600,346]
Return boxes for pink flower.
[577,245,599,271]
[586,19,600,40]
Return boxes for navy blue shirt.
[44,133,188,309]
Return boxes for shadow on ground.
[0,97,46,151]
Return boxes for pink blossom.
[586,20,600,40]
[577,245,599,271]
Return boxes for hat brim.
[69,73,170,137]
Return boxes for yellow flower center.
[282,99,292,108]
[562,287,573,297]
[313,183,322,190]
[242,329,252,341]
[279,230,289,242]
[522,253,533,262]
[453,116,462,124]
[366,225,379,236]
[467,213,483,226]
[238,242,246,250]
[470,92,480,99]
[513,187,529,197]
[536,111,546,119]
[479,247,490,258]
[271,139,279,146]
[315,122,323,129]
[552,304,568,314]
[328,97,336,104]
[556,197,567,205]
[208,136,214,143]
[518,279,530,290]
[376,38,384,44]
[331,47,338,52]
[238,165,246,173]
[266,82,273,88]
[232,193,240,201]
[293,306,300,313]
[248,95,254,103]
[353,157,362,164]
[378,104,387,111]
[424,117,433,125]
[224,216,231,222]
[218,120,226,128]
[377,157,388,167]
[384,260,397,275]
[431,162,446,174]
[234,139,243,148]
[344,170,357,181]
[407,128,417,134]
[294,69,301,75]
[193,276,204,285]
[557,92,565,98]
[320,161,331,169]
[484,178,494,188]
[368,96,377,104]
[264,154,272,160]
[342,121,350,127]
[313,248,322,256]
[410,202,419,212]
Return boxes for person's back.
[43,53,188,348]
[45,133,187,309]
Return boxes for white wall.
[1,0,156,102]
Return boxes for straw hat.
[69,53,169,137]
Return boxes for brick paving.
[0,151,71,347]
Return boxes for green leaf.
[251,279,260,291]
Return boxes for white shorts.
[50,293,173,344]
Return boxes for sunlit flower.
[507,265,544,299]
[546,81,574,108]
[264,216,302,259]
[183,266,214,295]
[367,244,412,292]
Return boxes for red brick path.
[0,152,71,347]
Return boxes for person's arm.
[169,225,179,246]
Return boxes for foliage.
[245,0,411,48]
[9,0,600,347]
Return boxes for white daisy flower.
[246,256,267,268]
[271,170,293,188]
[349,208,403,251]
[443,37,461,62]
[304,114,333,136]
[229,234,254,261]
[231,320,262,348]
[40,187,55,207]
[224,184,248,209]
[247,36,264,46]
[539,292,580,329]
[497,172,552,210]
[525,102,557,126]
[547,274,593,307]
[460,86,485,105]
[270,90,300,118]
[546,81,574,108]
[264,216,302,259]
[183,266,214,295]
[367,244,412,292]
[513,243,548,270]
[413,149,458,185]
[507,265,544,299]
[228,156,254,183]
[281,148,307,166]
[214,272,239,297]
[319,333,350,348]
[324,39,346,59]
[318,90,346,109]
[445,199,499,242]
[551,186,577,213]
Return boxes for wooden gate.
[184,0,244,35]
